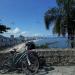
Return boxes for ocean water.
[33,37,70,48]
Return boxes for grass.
[36,44,49,49]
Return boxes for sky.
[0,0,57,37]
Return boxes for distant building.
[0,35,25,48]
[19,35,25,42]
[10,35,14,39]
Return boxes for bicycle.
[0,47,39,75]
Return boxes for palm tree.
[44,0,75,48]
[0,24,10,33]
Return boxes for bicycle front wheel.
[0,58,11,74]
[27,54,39,74]
[0,65,10,74]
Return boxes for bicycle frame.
[11,49,31,67]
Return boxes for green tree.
[0,24,10,33]
[44,0,75,48]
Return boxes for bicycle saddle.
[10,50,16,54]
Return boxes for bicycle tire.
[27,54,39,74]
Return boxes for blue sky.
[0,0,57,37]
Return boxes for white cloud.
[21,31,27,35]
[4,27,29,37]
[34,33,41,36]
[8,27,21,34]
[20,31,33,37]
[13,28,21,34]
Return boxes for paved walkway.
[35,66,75,75]
[0,43,25,53]
[0,66,75,75]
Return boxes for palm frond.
[44,7,59,29]
[53,16,62,35]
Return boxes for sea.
[33,37,70,48]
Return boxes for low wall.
[33,48,75,66]
[0,48,75,66]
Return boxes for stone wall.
[33,48,75,66]
[0,48,75,66]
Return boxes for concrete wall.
[33,48,75,66]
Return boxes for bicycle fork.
[26,55,31,66]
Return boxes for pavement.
[0,43,25,53]
[0,66,75,75]
[36,66,75,75]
